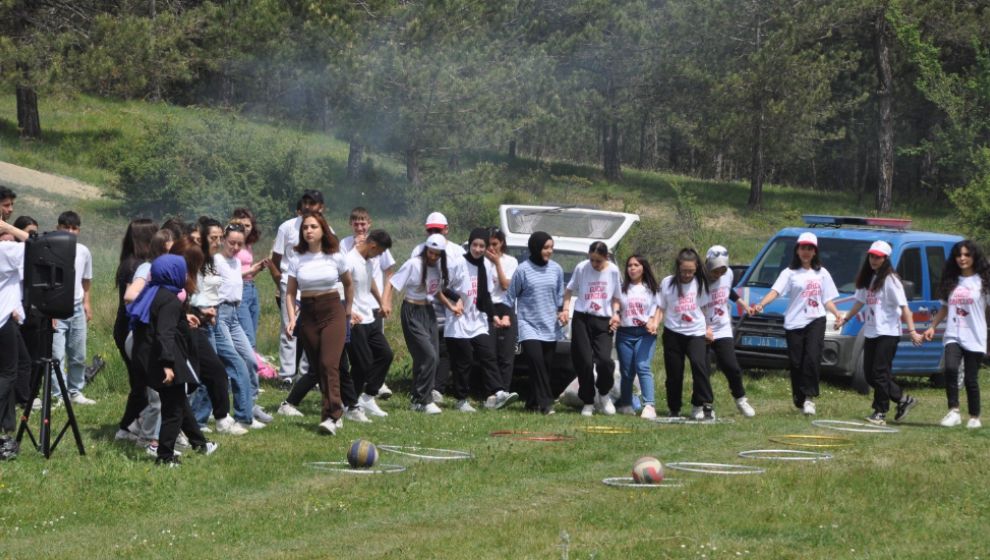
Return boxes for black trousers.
[0,319,24,432]
[662,328,712,414]
[522,339,556,411]
[784,317,825,407]
[944,342,982,416]
[447,333,503,399]
[710,338,746,399]
[157,383,207,460]
[432,326,452,394]
[347,316,394,397]
[571,312,615,404]
[492,303,518,389]
[14,320,35,405]
[287,348,357,408]
[863,335,902,413]
[193,328,230,420]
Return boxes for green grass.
[0,94,980,559]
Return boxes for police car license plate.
[740,335,787,349]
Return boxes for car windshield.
[743,236,873,293]
[505,208,627,240]
[508,248,589,284]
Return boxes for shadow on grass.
[0,118,123,153]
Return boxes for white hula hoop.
[737,449,833,461]
[651,417,735,425]
[811,419,900,434]
[665,461,766,475]
[377,445,474,461]
[602,476,684,488]
[305,461,407,474]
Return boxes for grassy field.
[2,95,987,559]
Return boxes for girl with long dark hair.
[658,248,714,419]
[750,232,841,415]
[836,241,922,425]
[230,207,272,349]
[705,246,756,418]
[924,239,990,429]
[612,254,660,419]
[505,232,564,415]
[487,227,519,398]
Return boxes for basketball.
[631,456,664,484]
[347,439,378,469]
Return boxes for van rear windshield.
[743,237,873,293]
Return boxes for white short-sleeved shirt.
[444,258,495,339]
[74,243,93,304]
[191,270,223,308]
[942,274,987,353]
[490,253,518,304]
[215,253,244,304]
[390,257,443,302]
[854,275,908,338]
[770,267,840,330]
[658,276,710,336]
[288,251,348,294]
[617,282,657,328]
[273,216,336,287]
[0,242,25,330]
[708,270,735,340]
[567,260,622,317]
[340,236,396,296]
[345,248,378,325]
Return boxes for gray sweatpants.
[400,302,439,405]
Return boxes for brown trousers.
[297,292,346,421]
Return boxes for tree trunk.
[508,139,517,159]
[15,82,41,139]
[406,147,420,185]
[747,108,765,209]
[874,8,894,214]
[638,116,647,169]
[347,137,364,181]
[448,152,460,171]
[603,120,621,180]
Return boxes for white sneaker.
[199,441,219,456]
[967,417,982,429]
[318,418,337,435]
[594,393,616,416]
[200,425,212,433]
[32,398,42,410]
[335,418,344,429]
[146,443,181,457]
[581,404,594,417]
[114,428,138,442]
[412,402,442,415]
[690,406,704,420]
[378,383,393,400]
[940,409,961,427]
[490,390,519,410]
[736,397,756,417]
[277,401,304,417]
[70,393,96,405]
[802,400,816,416]
[359,394,388,417]
[640,404,657,420]
[216,415,248,435]
[431,390,445,405]
[454,399,477,413]
[175,432,190,450]
[617,405,636,416]
[253,405,274,423]
[238,419,266,430]
[344,407,372,423]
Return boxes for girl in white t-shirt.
[561,241,622,416]
[924,240,990,429]
[750,232,842,416]
[657,248,714,419]
[837,241,923,425]
[610,254,660,419]
[704,246,756,418]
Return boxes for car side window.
[896,247,923,301]
[926,246,946,299]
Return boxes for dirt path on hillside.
[0,161,103,200]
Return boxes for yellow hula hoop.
[578,426,636,435]
[767,434,855,448]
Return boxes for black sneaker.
[702,405,715,421]
[866,411,886,425]
[155,456,182,468]
[895,396,918,422]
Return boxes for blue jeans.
[237,281,261,348]
[201,318,254,424]
[615,326,656,407]
[219,303,259,398]
[52,302,87,397]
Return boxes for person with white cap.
[836,240,923,425]
[749,232,842,415]
[704,245,756,418]
[390,233,459,413]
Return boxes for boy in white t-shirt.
[51,211,95,405]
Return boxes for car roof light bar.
[801,215,912,230]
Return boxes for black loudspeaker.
[23,231,76,320]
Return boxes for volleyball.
[346,439,378,469]
[631,456,664,484]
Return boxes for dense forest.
[2,1,989,224]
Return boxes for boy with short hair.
[0,187,16,221]
[52,211,95,405]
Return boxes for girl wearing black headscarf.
[504,231,564,414]
[445,228,520,412]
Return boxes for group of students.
[3,185,988,466]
